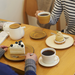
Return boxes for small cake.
[10,40,25,54]
[54,31,65,44]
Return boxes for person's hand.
[0,45,8,51]
[25,53,38,62]
[35,10,44,19]
[73,36,75,46]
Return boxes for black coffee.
[42,50,54,56]
[40,14,49,16]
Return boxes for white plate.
[46,34,74,49]
[38,55,59,67]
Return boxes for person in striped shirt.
[35,0,75,35]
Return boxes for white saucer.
[38,55,59,67]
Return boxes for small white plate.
[46,34,74,49]
[38,55,59,67]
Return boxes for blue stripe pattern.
[50,0,75,35]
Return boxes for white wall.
[0,0,66,31]
[0,0,24,23]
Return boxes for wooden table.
[0,19,75,75]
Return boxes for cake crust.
[54,31,66,44]
[54,38,65,44]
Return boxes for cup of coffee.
[41,48,56,64]
[38,12,50,24]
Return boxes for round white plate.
[46,34,74,49]
[38,55,59,67]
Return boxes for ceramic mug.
[38,12,50,24]
[41,48,56,64]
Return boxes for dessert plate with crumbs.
[4,44,34,61]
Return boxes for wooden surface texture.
[0,19,75,75]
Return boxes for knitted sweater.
[50,0,75,35]
[0,48,36,75]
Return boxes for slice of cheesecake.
[10,40,25,54]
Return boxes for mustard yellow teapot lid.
[9,24,20,29]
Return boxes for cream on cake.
[10,40,25,54]
[54,31,65,44]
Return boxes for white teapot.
[8,24,25,40]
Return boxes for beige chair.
[23,0,60,31]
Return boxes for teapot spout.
[21,26,26,29]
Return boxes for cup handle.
[54,55,59,61]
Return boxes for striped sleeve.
[50,0,63,25]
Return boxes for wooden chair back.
[23,0,60,31]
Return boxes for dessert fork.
[11,53,34,58]
[11,49,34,58]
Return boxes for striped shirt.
[50,0,75,35]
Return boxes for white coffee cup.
[41,48,56,64]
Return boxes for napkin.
[0,31,8,44]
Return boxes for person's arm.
[25,53,37,75]
[35,0,62,25]
[0,45,18,75]
[49,0,63,25]
[0,45,8,58]
[0,48,5,58]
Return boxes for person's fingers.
[4,48,8,51]
[35,11,42,17]
[30,53,34,56]
[26,53,31,56]
[0,45,8,48]
[35,10,44,19]
[0,45,4,48]
[73,36,75,46]
[74,42,75,45]
[35,11,39,19]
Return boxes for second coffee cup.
[41,48,56,64]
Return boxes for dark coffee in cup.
[40,14,49,16]
[42,50,54,56]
